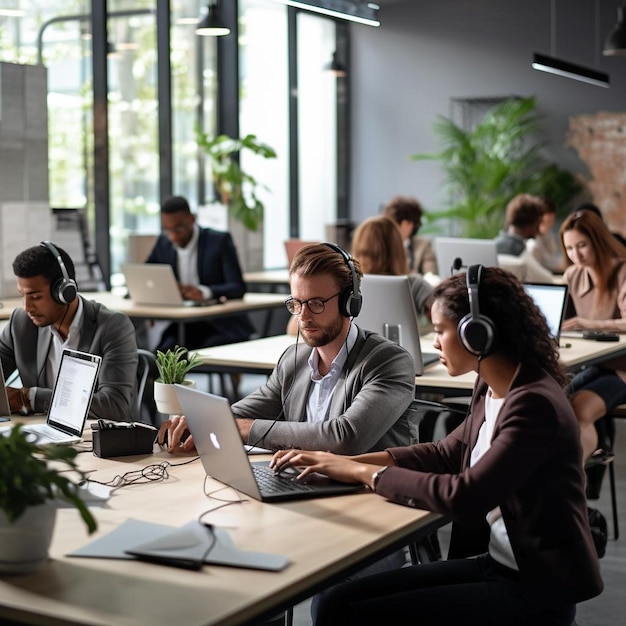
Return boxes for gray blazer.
[232,326,415,453]
[0,297,138,421]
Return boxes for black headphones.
[322,242,362,318]
[457,264,496,356]
[40,241,78,305]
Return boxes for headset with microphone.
[457,264,496,357]
[321,242,362,318]
[40,241,78,305]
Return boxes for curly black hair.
[433,266,566,386]
[13,243,76,287]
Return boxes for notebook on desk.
[0,349,101,445]
[175,385,364,502]
[356,275,438,376]
[121,263,219,307]
[523,283,568,342]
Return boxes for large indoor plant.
[195,130,277,232]
[154,346,202,415]
[0,424,97,574]
[412,96,582,238]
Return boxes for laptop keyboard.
[23,424,70,442]
[252,464,317,494]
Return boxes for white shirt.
[470,388,519,571]
[174,224,212,299]
[306,323,358,424]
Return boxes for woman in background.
[560,209,626,461]
[272,266,602,625]
[350,215,434,319]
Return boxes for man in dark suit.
[146,196,254,351]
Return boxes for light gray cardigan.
[232,326,415,453]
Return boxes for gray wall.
[350,0,626,227]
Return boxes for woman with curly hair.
[560,209,626,462]
[271,266,602,626]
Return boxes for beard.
[299,314,345,348]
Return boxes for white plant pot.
[0,501,57,574]
[154,379,195,416]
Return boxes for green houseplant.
[195,130,277,232]
[412,96,582,238]
[0,424,97,573]
[154,346,202,415]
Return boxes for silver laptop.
[122,263,218,307]
[434,237,499,278]
[175,385,364,502]
[0,362,11,421]
[523,283,568,342]
[0,350,102,445]
[357,275,438,376]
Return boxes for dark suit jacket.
[146,227,254,345]
[0,297,138,421]
[376,364,603,605]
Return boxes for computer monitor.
[356,275,437,376]
[434,237,498,278]
[523,283,568,342]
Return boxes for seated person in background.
[272,266,603,626]
[146,195,254,351]
[560,209,626,462]
[159,243,415,455]
[383,195,439,277]
[576,201,626,248]
[0,243,138,420]
[495,193,555,283]
[350,215,434,319]
[527,196,563,273]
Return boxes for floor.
[196,374,626,625]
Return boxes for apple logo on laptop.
[209,432,221,449]
[147,279,155,289]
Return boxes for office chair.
[137,349,157,425]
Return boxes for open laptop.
[523,283,568,343]
[434,237,499,278]
[175,385,364,502]
[0,350,102,445]
[357,275,438,375]
[0,362,11,420]
[121,263,219,307]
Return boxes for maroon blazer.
[376,364,603,605]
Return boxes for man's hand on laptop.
[158,415,196,453]
[179,284,204,301]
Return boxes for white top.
[174,223,212,299]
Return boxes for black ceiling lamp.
[195,0,230,37]
[604,5,626,55]
[532,0,609,87]
[325,51,347,77]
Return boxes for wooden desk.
[193,333,626,395]
[0,444,442,626]
[0,292,287,344]
[243,269,289,288]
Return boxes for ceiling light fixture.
[604,5,626,55]
[195,1,230,37]
[532,0,609,87]
[325,51,347,77]
[271,1,379,27]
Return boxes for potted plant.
[195,130,277,232]
[0,424,97,574]
[154,346,203,415]
[412,96,583,238]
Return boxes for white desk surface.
[0,291,287,322]
[193,333,626,392]
[244,269,290,285]
[0,441,440,626]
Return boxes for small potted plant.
[0,424,97,574]
[154,346,202,415]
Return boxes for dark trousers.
[314,553,576,626]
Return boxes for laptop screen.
[47,350,101,434]
[523,283,568,342]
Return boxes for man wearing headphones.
[0,243,138,421]
[160,242,415,455]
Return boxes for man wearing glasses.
[160,242,415,455]
[145,195,253,352]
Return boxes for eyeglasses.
[162,224,191,235]
[284,292,341,315]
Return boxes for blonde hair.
[351,216,409,275]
